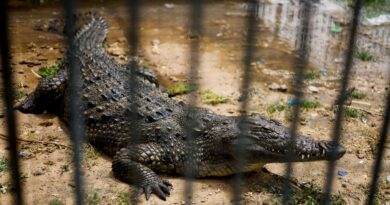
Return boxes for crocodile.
[16,14,346,201]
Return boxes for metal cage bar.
[183,0,204,204]
[322,0,363,204]
[62,0,86,205]
[281,1,312,203]
[233,1,258,204]
[0,1,24,205]
[367,62,390,205]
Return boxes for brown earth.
[1,1,389,205]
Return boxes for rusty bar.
[62,0,85,204]
[232,1,258,204]
[183,0,203,204]
[281,0,312,204]
[0,1,24,204]
[322,0,363,204]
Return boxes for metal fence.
[0,0,388,204]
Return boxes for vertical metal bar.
[232,1,258,204]
[281,1,312,204]
[322,0,363,204]
[62,1,85,205]
[183,0,203,204]
[366,63,390,205]
[125,0,141,201]
[0,1,24,205]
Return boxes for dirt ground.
[1,1,389,205]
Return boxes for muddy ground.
[1,1,390,205]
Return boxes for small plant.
[166,82,194,97]
[14,90,27,100]
[356,50,375,62]
[118,192,131,205]
[60,164,69,174]
[344,106,359,118]
[304,70,320,80]
[201,90,229,105]
[349,90,366,99]
[299,99,321,109]
[87,189,101,205]
[84,144,102,161]
[0,158,9,173]
[49,198,63,205]
[267,103,286,114]
[38,61,62,78]
[264,181,346,205]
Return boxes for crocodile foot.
[142,178,172,201]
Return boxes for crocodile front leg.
[112,147,172,200]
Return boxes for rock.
[357,150,365,159]
[164,3,175,9]
[386,175,390,183]
[308,85,319,93]
[151,39,160,46]
[107,43,126,56]
[268,83,287,92]
[216,32,223,37]
[351,100,371,109]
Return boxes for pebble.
[308,85,319,93]
[268,83,287,92]
[164,3,175,9]
[386,175,390,183]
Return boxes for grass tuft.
[200,90,229,105]
[304,70,321,80]
[166,82,194,97]
[49,198,63,205]
[356,50,376,62]
[0,158,9,173]
[118,192,131,205]
[14,90,27,100]
[299,99,321,109]
[38,61,62,78]
[267,103,286,114]
[349,90,366,99]
[344,106,360,118]
[264,181,346,205]
[87,189,101,205]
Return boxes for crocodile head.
[227,114,346,164]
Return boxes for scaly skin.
[16,14,346,201]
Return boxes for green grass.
[349,90,366,99]
[304,70,321,80]
[344,106,360,118]
[200,90,229,105]
[267,103,286,114]
[14,90,27,100]
[38,61,62,78]
[166,82,194,97]
[356,50,376,62]
[118,192,131,205]
[264,181,346,205]
[49,198,63,205]
[299,99,321,109]
[0,158,9,173]
[87,189,101,205]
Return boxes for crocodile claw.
[143,179,172,201]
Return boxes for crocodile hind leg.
[112,147,172,201]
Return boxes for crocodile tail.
[67,12,108,54]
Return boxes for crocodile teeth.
[306,154,310,159]
[322,149,326,156]
[301,154,305,160]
